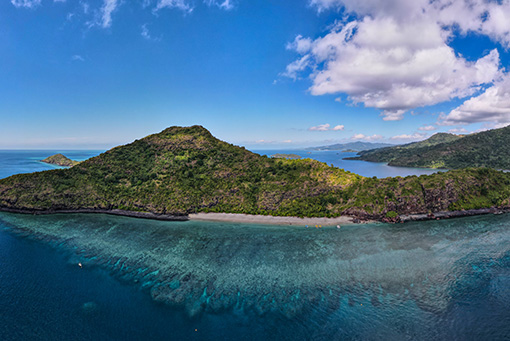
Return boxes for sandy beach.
[189,212,371,226]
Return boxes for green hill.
[350,126,510,169]
[1,126,509,221]
[41,154,79,167]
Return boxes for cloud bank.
[285,0,510,123]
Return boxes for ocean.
[0,151,509,340]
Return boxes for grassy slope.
[353,126,510,169]
[1,126,509,220]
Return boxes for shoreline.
[0,207,188,221]
[188,212,368,226]
[0,206,508,225]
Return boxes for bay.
[254,149,446,178]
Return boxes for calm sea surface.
[0,151,509,340]
[254,149,446,178]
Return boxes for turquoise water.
[1,213,510,340]
[0,151,509,340]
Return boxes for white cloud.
[281,55,310,80]
[418,125,437,131]
[99,0,118,28]
[448,128,468,134]
[308,123,345,131]
[286,0,510,121]
[286,35,313,54]
[86,0,119,28]
[204,0,234,10]
[351,133,383,141]
[309,123,331,131]
[282,139,292,143]
[11,0,41,8]
[155,0,193,13]
[390,132,426,141]
[286,17,501,121]
[441,75,510,126]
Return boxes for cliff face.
[1,126,510,221]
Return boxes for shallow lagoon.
[1,212,510,340]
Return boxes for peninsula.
[0,126,509,223]
[41,154,79,167]
[348,126,510,170]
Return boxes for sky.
[1,0,510,149]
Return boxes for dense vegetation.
[41,154,79,167]
[1,126,509,221]
[350,126,510,170]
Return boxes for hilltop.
[0,125,509,222]
[307,141,394,152]
[349,126,510,169]
[41,154,79,167]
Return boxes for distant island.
[307,141,394,152]
[271,153,302,159]
[0,125,509,223]
[41,154,79,167]
[348,126,510,170]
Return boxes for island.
[41,154,79,167]
[347,126,510,170]
[0,125,509,223]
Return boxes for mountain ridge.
[348,127,510,169]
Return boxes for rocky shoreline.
[0,207,188,221]
[398,207,510,222]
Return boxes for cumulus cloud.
[286,0,509,121]
[418,125,437,131]
[351,133,383,141]
[309,123,331,131]
[441,75,510,126]
[308,123,345,131]
[11,0,41,8]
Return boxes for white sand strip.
[189,212,372,226]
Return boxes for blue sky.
[1,0,510,149]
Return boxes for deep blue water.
[1,151,510,340]
[254,149,446,178]
[0,150,103,179]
